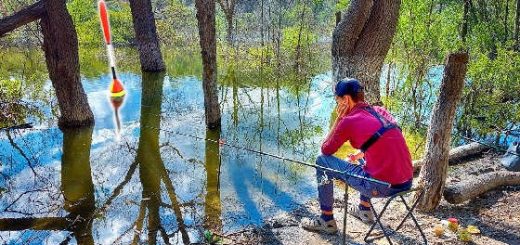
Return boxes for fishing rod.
[144,125,392,187]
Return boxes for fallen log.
[413,142,490,173]
[443,171,520,204]
[0,1,44,37]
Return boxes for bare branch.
[0,1,44,37]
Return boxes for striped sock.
[321,210,334,222]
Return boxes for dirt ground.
[224,153,520,245]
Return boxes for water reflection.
[203,129,222,233]
[0,127,95,244]
[1,62,334,243]
[61,128,95,244]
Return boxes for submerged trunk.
[129,0,165,72]
[332,0,401,104]
[40,0,94,128]
[416,52,469,211]
[196,0,221,129]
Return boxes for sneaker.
[349,206,374,224]
[300,216,338,234]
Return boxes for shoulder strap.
[359,106,399,152]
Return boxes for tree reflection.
[203,128,222,233]
[0,127,96,244]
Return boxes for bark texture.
[444,171,520,204]
[40,0,94,128]
[416,52,469,212]
[332,0,401,104]
[413,142,490,173]
[129,0,165,72]
[0,1,44,37]
[196,0,221,129]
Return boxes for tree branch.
[0,1,45,37]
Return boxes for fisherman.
[300,78,413,234]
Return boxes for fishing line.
[142,125,392,187]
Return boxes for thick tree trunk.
[40,0,94,128]
[415,52,469,211]
[332,0,401,104]
[0,217,69,231]
[413,142,490,173]
[0,1,44,37]
[196,0,221,129]
[444,171,520,204]
[129,0,165,72]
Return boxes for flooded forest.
[0,0,519,244]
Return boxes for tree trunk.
[505,0,510,43]
[415,52,469,212]
[129,0,165,72]
[515,0,520,49]
[40,0,94,128]
[444,171,520,204]
[0,1,44,37]
[332,0,401,105]
[461,0,470,43]
[196,0,221,129]
[217,0,236,45]
[413,142,490,173]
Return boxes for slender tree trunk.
[40,0,94,128]
[505,0,510,43]
[515,0,520,49]
[332,0,401,105]
[196,0,221,129]
[217,0,236,45]
[415,52,469,212]
[461,0,470,43]
[129,0,165,72]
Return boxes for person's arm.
[321,105,349,155]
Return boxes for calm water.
[0,61,336,244]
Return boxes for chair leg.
[364,197,396,245]
[342,186,348,245]
[395,195,428,244]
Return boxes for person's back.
[342,105,413,184]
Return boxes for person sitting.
[300,78,413,234]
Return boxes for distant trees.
[217,0,237,44]
[196,0,221,129]
[332,0,401,105]
[129,0,165,72]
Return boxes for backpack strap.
[359,106,399,153]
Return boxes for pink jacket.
[321,103,413,185]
